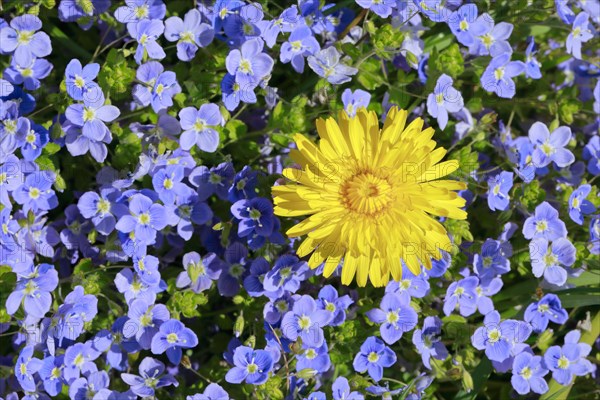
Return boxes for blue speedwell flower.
[176,252,222,293]
[426,73,464,129]
[115,193,168,246]
[481,53,525,99]
[566,12,593,59]
[65,90,120,142]
[164,9,214,62]
[115,0,167,26]
[121,357,178,397]
[568,184,596,225]
[151,319,199,364]
[187,383,230,400]
[473,238,511,280]
[366,292,418,344]
[511,352,549,395]
[307,46,358,84]
[412,316,449,369]
[443,276,478,317]
[524,293,568,333]
[471,311,532,362]
[128,19,166,65]
[225,346,274,385]
[341,88,371,117]
[64,58,101,101]
[487,171,513,211]
[280,26,320,73]
[353,336,397,382]
[523,201,568,241]
[0,15,52,65]
[529,237,576,286]
[4,57,53,91]
[447,3,479,46]
[178,103,224,153]
[281,294,333,347]
[544,330,594,385]
[528,122,575,168]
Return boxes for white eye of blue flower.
[298,315,312,330]
[460,19,469,31]
[26,130,36,145]
[400,279,411,290]
[74,75,86,88]
[239,59,253,74]
[20,67,33,78]
[24,280,38,295]
[367,351,380,363]
[520,366,532,379]
[83,107,96,122]
[494,67,505,81]
[166,333,179,343]
[17,30,34,45]
[482,256,493,267]
[138,213,151,225]
[535,219,548,232]
[135,5,149,19]
[29,187,41,200]
[557,355,570,369]
[97,199,111,215]
[291,40,303,52]
[541,141,555,156]
[139,34,149,46]
[246,362,259,374]
[188,261,206,282]
[209,173,222,184]
[386,310,399,325]
[538,304,549,313]
[229,263,244,278]
[275,300,288,313]
[179,31,195,43]
[305,348,318,359]
[481,33,494,48]
[3,119,17,134]
[193,119,206,132]
[248,208,262,221]
[144,377,158,388]
[435,93,444,104]
[50,367,61,380]
[487,328,501,343]
[543,251,558,267]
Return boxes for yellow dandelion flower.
[272,107,468,287]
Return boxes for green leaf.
[453,359,492,400]
[357,58,385,90]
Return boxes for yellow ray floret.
[271,107,467,287]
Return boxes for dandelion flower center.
[340,172,393,217]
[272,108,467,287]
